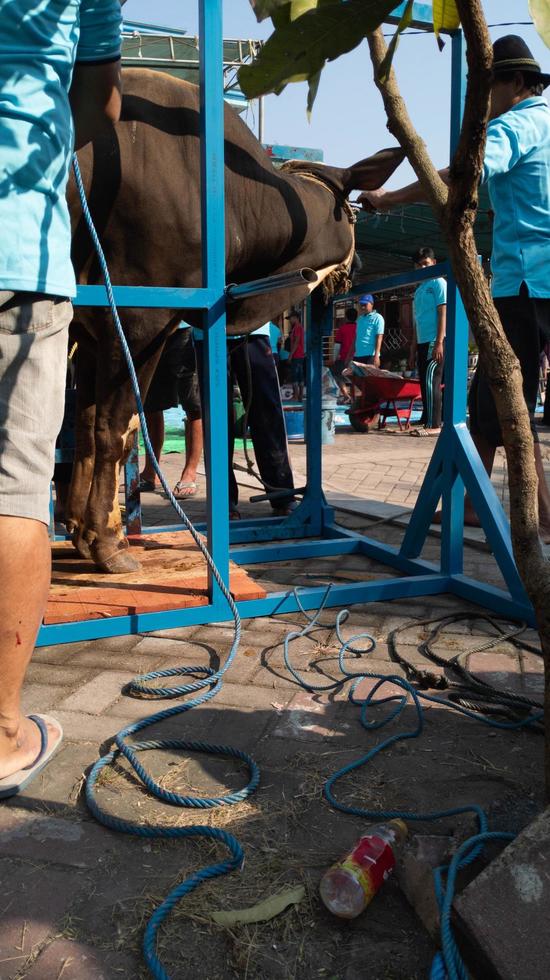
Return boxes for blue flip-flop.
[0,715,63,800]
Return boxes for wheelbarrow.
[346,368,422,433]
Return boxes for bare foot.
[431,507,481,527]
[0,716,59,780]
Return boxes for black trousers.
[417,342,444,429]
[469,284,550,446]
[197,335,294,510]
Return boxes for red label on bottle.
[340,835,396,905]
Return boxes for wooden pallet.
[45,531,265,625]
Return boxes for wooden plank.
[45,531,265,624]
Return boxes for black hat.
[285,309,300,319]
[492,34,550,88]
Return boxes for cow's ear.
[343,147,405,193]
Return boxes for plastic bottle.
[319,819,408,919]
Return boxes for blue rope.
[283,586,542,980]
[73,156,257,979]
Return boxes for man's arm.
[359,168,450,212]
[409,326,417,371]
[374,318,385,368]
[70,61,121,149]
[432,304,446,363]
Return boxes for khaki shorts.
[0,291,72,524]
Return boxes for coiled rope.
[283,586,543,980]
[73,156,259,980]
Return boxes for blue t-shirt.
[0,0,122,298]
[413,277,447,345]
[355,311,385,356]
[481,96,550,299]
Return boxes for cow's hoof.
[97,550,141,574]
[72,533,92,560]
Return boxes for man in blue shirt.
[410,247,447,435]
[0,1,122,797]
[354,294,385,367]
[360,36,550,543]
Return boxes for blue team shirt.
[413,277,447,344]
[0,0,122,298]
[481,96,550,299]
[355,311,385,356]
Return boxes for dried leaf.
[210,885,306,926]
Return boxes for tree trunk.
[368,4,550,797]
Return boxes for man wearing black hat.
[360,35,550,543]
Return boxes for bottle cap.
[390,818,408,837]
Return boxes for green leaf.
[529,0,550,50]
[378,0,413,83]
[248,0,293,22]
[432,0,461,40]
[306,69,322,120]
[238,0,398,102]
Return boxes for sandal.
[0,715,63,799]
[139,477,157,491]
[172,480,197,499]
[409,428,440,437]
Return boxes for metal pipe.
[226,267,317,301]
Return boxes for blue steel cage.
[37,1,535,646]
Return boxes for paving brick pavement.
[1,427,547,977]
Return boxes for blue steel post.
[440,30,467,576]
[303,298,327,535]
[199,0,230,606]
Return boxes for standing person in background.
[331,307,357,402]
[194,323,295,520]
[410,247,446,437]
[354,294,385,367]
[139,325,203,499]
[268,320,282,371]
[360,36,550,543]
[288,309,305,402]
[0,0,122,797]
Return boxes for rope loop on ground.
[283,588,543,980]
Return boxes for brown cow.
[67,68,403,573]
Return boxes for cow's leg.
[79,315,175,573]
[81,384,141,573]
[65,331,97,559]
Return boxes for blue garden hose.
[72,156,259,979]
[74,154,542,980]
[283,585,542,980]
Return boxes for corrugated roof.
[355,189,493,277]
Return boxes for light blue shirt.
[413,278,447,344]
[355,311,385,357]
[0,0,122,298]
[482,96,550,298]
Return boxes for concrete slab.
[454,807,550,980]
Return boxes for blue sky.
[122,2,549,186]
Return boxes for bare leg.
[140,411,164,486]
[0,518,58,779]
[535,443,550,543]
[178,416,203,484]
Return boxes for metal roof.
[354,189,493,279]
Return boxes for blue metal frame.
[37,6,536,647]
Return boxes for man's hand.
[358,189,392,213]
[432,340,444,364]
[373,355,381,369]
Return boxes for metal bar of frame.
[37,6,537,647]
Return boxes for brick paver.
[1,426,547,978]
